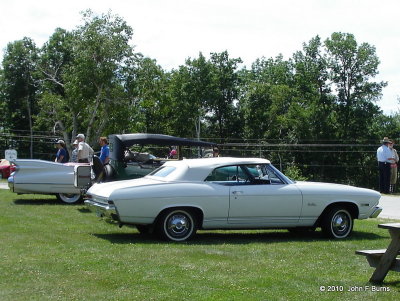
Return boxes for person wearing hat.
[55,140,69,163]
[76,134,94,163]
[70,140,79,163]
[377,137,395,194]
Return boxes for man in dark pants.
[377,137,395,194]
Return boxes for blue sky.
[1,0,399,114]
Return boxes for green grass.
[0,189,399,300]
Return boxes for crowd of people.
[377,137,399,194]
[54,134,110,166]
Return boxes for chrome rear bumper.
[84,199,119,222]
[7,175,14,192]
[369,206,382,218]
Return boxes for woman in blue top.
[99,137,110,164]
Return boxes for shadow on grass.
[77,207,92,213]
[13,198,83,206]
[92,229,386,245]
[382,280,400,287]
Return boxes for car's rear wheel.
[56,193,82,204]
[157,209,197,242]
[321,207,353,239]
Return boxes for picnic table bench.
[356,223,400,283]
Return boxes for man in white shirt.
[76,134,94,163]
[377,137,395,194]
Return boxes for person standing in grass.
[377,137,395,194]
[389,140,399,193]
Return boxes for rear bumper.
[369,206,382,218]
[84,199,119,222]
[7,175,14,191]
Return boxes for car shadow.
[13,198,83,206]
[92,229,386,245]
[77,207,92,213]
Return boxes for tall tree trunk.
[86,85,103,144]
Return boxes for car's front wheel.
[321,207,353,239]
[157,209,197,242]
[56,193,82,204]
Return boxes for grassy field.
[0,188,399,300]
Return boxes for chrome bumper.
[7,175,14,191]
[369,206,382,218]
[84,199,119,222]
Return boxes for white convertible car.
[7,134,216,204]
[85,157,382,242]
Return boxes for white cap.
[76,134,85,139]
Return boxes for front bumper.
[84,199,119,223]
[369,206,383,218]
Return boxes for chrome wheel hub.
[167,214,189,236]
[332,213,349,234]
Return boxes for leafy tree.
[204,51,242,140]
[166,51,243,141]
[167,53,214,138]
[2,37,39,158]
[325,32,387,140]
[240,55,297,140]
[37,10,136,148]
[124,56,169,134]
[293,36,336,141]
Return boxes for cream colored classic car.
[85,157,382,242]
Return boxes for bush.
[284,164,308,181]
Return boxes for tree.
[325,32,387,140]
[240,55,297,140]
[293,36,336,141]
[124,56,169,134]
[204,51,242,139]
[167,53,214,138]
[38,10,136,148]
[2,37,39,158]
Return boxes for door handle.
[232,191,243,195]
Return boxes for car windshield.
[148,166,176,178]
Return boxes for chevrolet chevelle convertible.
[85,157,382,242]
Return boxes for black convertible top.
[112,133,217,148]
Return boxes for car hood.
[88,177,165,198]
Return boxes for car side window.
[205,164,285,185]
[205,165,251,184]
[265,165,284,184]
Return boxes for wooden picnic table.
[356,223,400,283]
